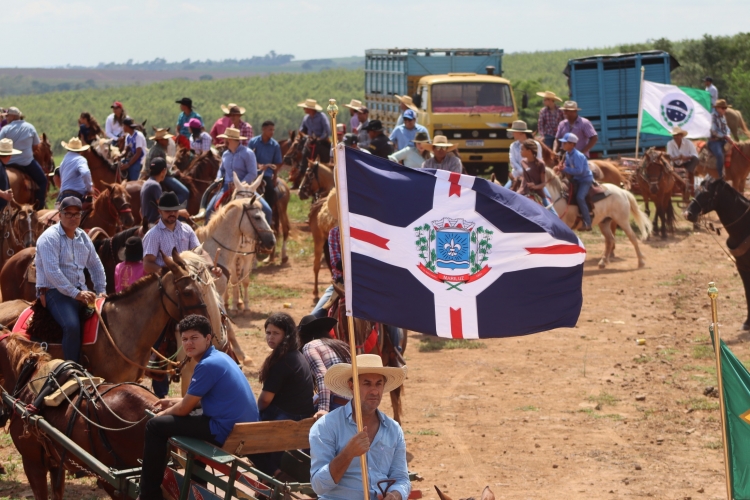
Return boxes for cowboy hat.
[157,192,187,211]
[561,101,581,111]
[149,128,174,141]
[536,90,562,102]
[670,126,689,137]
[507,120,532,134]
[344,99,363,111]
[6,107,21,117]
[221,103,246,115]
[297,99,323,111]
[324,354,407,398]
[363,120,384,132]
[327,187,338,221]
[394,95,418,112]
[175,97,193,107]
[124,236,143,263]
[217,127,248,141]
[298,314,338,340]
[61,137,90,152]
[424,135,457,152]
[715,99,729,109]
[0,138,21,156]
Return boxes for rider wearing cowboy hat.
[142,191,199,275]
[310,354,410,500]
[553,101,598,158]
[363,120,395,159]
[210,103,252,146]
[57,137,93,205]
[0,107,48,209]
[0,138,20,210]
[299,98,332,163]
[508,120,543,187]
[344,99,363,132]
[175,97,203,149]
[143,128,190,206]
[666,126,699,174]
[536,91,564,149]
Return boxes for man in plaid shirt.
[536,91,564,149]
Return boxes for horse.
[686,177,750,330]
[0,335,161,500]
[5,134,55,206]
[285,131,309,187]
[589,159,631,190]
[298,161,335,201]
[281,130,303,177]
[726,108,750,142]
[636,148,676,239]
[309,192,336,300]
[33,133,55,175]
[82,142,122,191]
[545,168,652,268]
[696,140,750,194]
[435,485,495,500]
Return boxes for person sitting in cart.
[137,315,258,500]
[666,126,699,174]
[310,354,410,500]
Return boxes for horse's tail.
[626,189,652,240]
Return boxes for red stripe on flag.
[450,308,463,339]
[448,172,461,197]
[351,227,390,250]
[526,245,586,255]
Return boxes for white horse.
[545,168,652,269]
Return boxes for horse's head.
[283,130,305,166]
[236,196,276,251]
[298,162,321,200]
[0,335,50,396]
[100,181,135,228]
[640,148,671,195]
[231,171,263,201]
[173,145,191,172]
[686,176,725,222]
[11,201,37,247]
[32,133,54,174]
[434,486,495,500]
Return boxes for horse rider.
[344,99,363,133]
[137,315,258,500]
[394,94,418,128]
[120,118,147,181]
[248,120,283,218]
[536,90,564,149]
[142,128,190,206]
[705,77,719,109]
[78,112,103,145]
[666,125,699,174]
[422,136,463,173]
[355,107,371,149]
[142,191,199,275]
[310,353,410,500]
[35,196,106,362]
[389,109,429,151]
[0,139,21,210]
[519,139,556,214]
[175,97,203,150]
[57,137,93,206]
[553,101,598,158]
[555,132,593,231]
[296,98,332,183]
[0,107,48,209]
[210,103,252,146]
[187,118,213,155]
[508,120,543,189]
[105,101,126,141]
[708,99,734,178]
[141,158,187,227]
[363,121,394,159]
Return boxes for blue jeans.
[151,330,170,398]
[162,175,189,205]
[575,180,593,227]
[312,285,335,317]
[125,162,142,181]
[15,159,47,209]
[384,325,403,353]
[205,184,230,223]
[543,135,556,150]
[708,140,726,177]
[258,196,272,226]
[45,288,83,362]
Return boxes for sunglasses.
[62,211,82,219]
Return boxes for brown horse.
[298,161,335,201]
[0,335,160,500]
[285,131,309,187]
[81,181,135,235]
[637,148,675,239]
[81,143,122,191]
[33,133,54,175]
[309,194,336,300]
[696,141,750,193]
[5,135,55,206]
[92,225,145,294]
[280,130,303,177]
[726,108,750,141]
[1,247,41,302]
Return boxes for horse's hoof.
[743,322,750,331]
[638,261,646,268]
[598,262,606,269]
[281,256,289,264]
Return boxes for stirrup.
[192,208,206,222]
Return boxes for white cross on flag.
[336,146,586,339]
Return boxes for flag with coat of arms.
[640,80,712,138]
[335,146,586,339]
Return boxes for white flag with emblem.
[640,81,712,139]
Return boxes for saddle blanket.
[12,297,105,346]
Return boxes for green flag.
[712,325,750,499]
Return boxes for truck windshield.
[431,82,514,113]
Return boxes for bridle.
[95,188,132,233]
[10,206,35,247]
[639,150,669,193]
[158,273,209,321]
[0,206,24,258]
[211,199,274,255]
[299,162,323,200]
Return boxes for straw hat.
[395,95,418,112]
[297,99,323,111]
[424,135,457,152]
[670,126,689,137]
[561,100,581,111]
[149,128,174,141]
[327,187,338,221]
[344,99,363,111]
[61,137,90,152]
[221,103,246,115]
[508,120,532,134]
[715,99,728,109]
[536,90,562,102]
[217,127,247,141]
[0,138,21,156]
[324,354,407,398]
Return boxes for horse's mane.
[545,167,563,194]
[185,150,219,178]
[5,336,50,377]
[196,199,255,239]
[92,182,127,214]
[86,141,116,169]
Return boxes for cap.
[185,118,202,129]
[176,97,193,107]
[149,157,167,176]
[402,109,417,121]
[111,101,123,109]
[363,120,384,132]
[60,196,83,211]
[560,132,579,144]
[122,117,136,128]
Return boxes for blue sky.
[6,0,748,67]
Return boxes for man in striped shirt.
[35,196,106,362]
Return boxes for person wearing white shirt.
[105,101,126,140]
[507,120,543,188]
[666,126,699,173]
[388,132,431,169]
[704,77,719,109]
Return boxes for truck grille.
[438,129,508,139]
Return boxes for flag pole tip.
[327,99,338,119]
[708,282,718,298]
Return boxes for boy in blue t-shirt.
[138,315,258,500]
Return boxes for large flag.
[640,80,712,138]
[711,327,750,500]
[336,146,585,339]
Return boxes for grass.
[418,338,487,353]
[693,335,710,343]
[417,429,439,436]
[692,345,714,360]
[244,275,300,300]
[517,405,540,412]
[578,408,623,421]
[588,391,619,407]
[704,441,723,450]
[678,397,720,411]
[633,354,652,364]
[658,273,687,286]
[659,348,678,361]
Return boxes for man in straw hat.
[298,98,332,163]
[144,128,189,206]
[708,99,734,178]
[666,126,699,174]
[344,99,363,133]
[58,137,92,204]
[555,132,593,231]
[422,135,463,173]
[0,106,47,209]
[554,101,598,158]
[310,353,410,500]
[0,138,21,210]
[536,91,564,149]
[394,94,418,128]
[210,103,252,146]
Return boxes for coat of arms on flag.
[336,146,586,339]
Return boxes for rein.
[211,201,273,255]
[733,142,750,164]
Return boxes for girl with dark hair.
[78,112,103,145]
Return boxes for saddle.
[563,178,611,212]
[12,298,105,346]
[699,142,733,170]
[27,359,103,410]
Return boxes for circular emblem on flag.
[660,92,694,128]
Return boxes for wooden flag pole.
[708,282,733,500]
[327,98,371,500]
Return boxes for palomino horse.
[298,161,335,201]
[696,140,750,193]
[686,178,750,330]
[637,148,675,239]
[309,191,337,300]
[0,335,161,500]
[546,168,652,268]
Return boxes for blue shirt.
[35,223,107,298]
[562,147,593,182]
[177,110,203,138]
[310,402,410,500]
[58,152,92,195]
[300,112,331,140]
[187,345,258,444]
[248,136,282,178]
[0,119,40,165]
[389,124,429,150]
[219,145,257,185]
